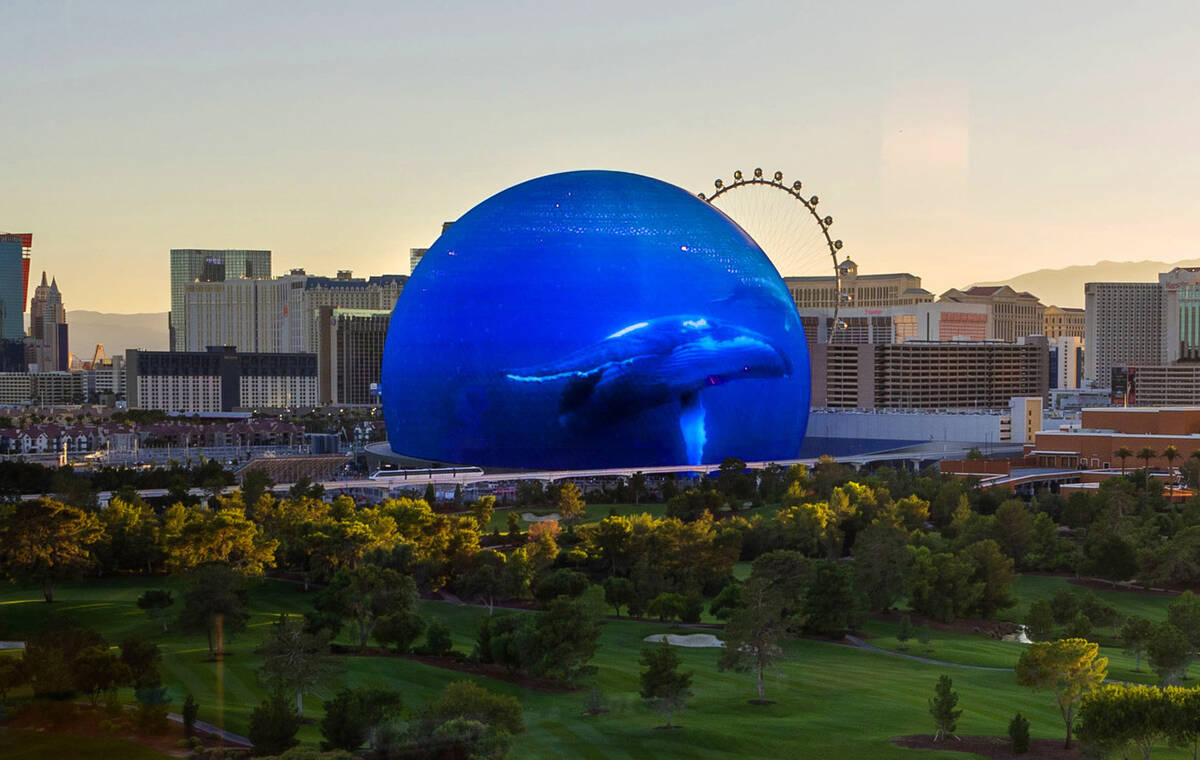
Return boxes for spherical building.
[382,170,810,469]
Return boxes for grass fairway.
[2,573,1197,758]
[0,577,1065,759]
[1002,574,1175,625]
[0,731,171,759]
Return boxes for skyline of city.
[6,6,1200,759]
[6,1,1200,312]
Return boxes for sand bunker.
[1001,625,1033,644]
[644,633,725,648]
[522,512,561,522]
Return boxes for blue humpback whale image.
[713,278,800,332]
[505,315,793,464]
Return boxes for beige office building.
[1043,306,1085,339]
[183,275,297,353]
[783,259,932,311]
[939,285,1045,343]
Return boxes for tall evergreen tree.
[929,675,962,741]
[639,640,693,729]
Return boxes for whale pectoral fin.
[560,370,604,414]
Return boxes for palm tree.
[1115,446,1133,475]
[1187,450,1200,492]
[1165,445,1180,500]
[1137,447,1157,490]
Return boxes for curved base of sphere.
[382,170,810,470]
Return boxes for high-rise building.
[182,270,405,354]
[126,346,317,413]
[169,249,271,351]
[0,233,31,341]
[1043,305,1086,339]
[183,274,298,353]
[29,272,69,371]
[1049,336,1084,389]
[0,339,24,372]
[939,285,1046,342]
[810,340,1048,409]
[294,273,405,352]
[1084,281,1162,386]
[784,259,933,311]
[1159,267,1200,363]
[409,222,455,275]
[409,248,427,275]
[317,307,390,405]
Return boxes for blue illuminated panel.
[382,170,810,469]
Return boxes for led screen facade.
[382,170,810,469]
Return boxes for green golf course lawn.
[0,573,1194,759]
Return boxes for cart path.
[167,713,252,746]
[844,635,1012,672]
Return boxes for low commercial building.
[1027,406,1200,469]
[0,372,86,406]
[126,346,317,413]
[0,373,30,405]
[810,397,1044,447]
[811,340,1048,410]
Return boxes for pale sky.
[4,1,1199,313]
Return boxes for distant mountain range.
[67,311,168,358]
[971,259,1200,308]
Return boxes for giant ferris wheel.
[699,168,847,340]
